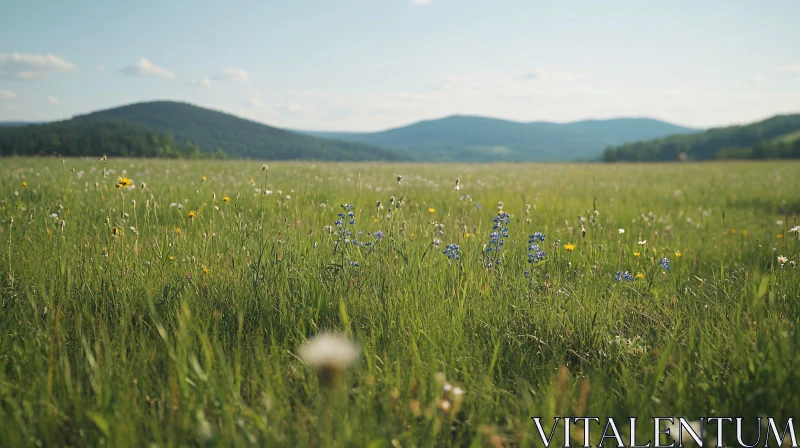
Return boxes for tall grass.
[1,158,798,446]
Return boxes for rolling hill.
[0,101,410,161]
[603,114,800,162]
[301,115,698,162]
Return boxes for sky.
[1,0,799,131]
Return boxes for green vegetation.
[604,114,800,162]
[71,101,410,161]
[305,116,697,162]
[0,120,223,159]
[1,158,799,446]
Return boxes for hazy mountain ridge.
[300,115,699,162]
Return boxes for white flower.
[638,240,647,245]
[778,256,788,264]
[299,333,360,381]
[618,229,625,234]
[790,226,800,234]
[776,220,783,225]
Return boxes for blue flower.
[615,271,634,281]
[373,231,384,239]
[529,232,545,243]
[349,261,359,267]
[443,243,461,260]
[659,258,670,271]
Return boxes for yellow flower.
[202,265,209,274]
[635,272,645,279]
[730,229,736,234]
[564,243,576,252]
[742,230,748,236]
[188,210,197,219]
[249,178,255,184]
[223,196,231,202]
[201,176,207,182]
[116,177,132,188]
[428,208,436,213]
[634,252,641,257]
[777,234,783,239]
[111,227,121,236]
[675,250,682,257]
[465,233,470,238]
[174,227,182,234]
[373,218,378,223]
[22,181,27,187]
[169,255,175,260]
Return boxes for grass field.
[1,158,799,446]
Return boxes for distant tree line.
[0,120,228,159]
[603,114,800,162]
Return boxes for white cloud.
[97,65,107,73]
[46,96,61,105]
[410,0,433,4]
[0,53,77,80]
[752,73,767,84]
[121,58,175,79]
[521,69,547,81]
[0,89,15,99]
[190,77,212,87]
[249,97,264,108]
[213,67,249,82]
[774,63,800,75]
[520,68,579,83]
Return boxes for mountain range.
[4,100,772,162]
[302,116,698,162]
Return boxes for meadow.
[1,157,799,447]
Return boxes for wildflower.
[618,228,624,234]
[789,225,800,234]
[111,227,121,236]
[635,272,645,279]
[777,234,783,239]
[175,227,182,235]
[529,232,545,242]
[202,265,209,274]
[633,252,641,257]
[730,229,736,234]
[443,243,460,260]
[659,257,670,271]
[564,243,576,252]
[262,164,268,171]
[349,261,359,267]
[373,231,385,239]
[298,333,361,386]
[22,181,27,187]
[428,207,436,213]
[454,178,460,190]
[188,210,197,219]
[615,271,634,281]
[223,196,230,202]
[201,176,207,182]
[116,176,132,188]
[675,250,682,257]
[396,175,403,183]
[777,255,788,264]
[249,178,255,184]
[169,255,175,260]
[638,240,647,245]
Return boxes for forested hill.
[0,120,219,159]
[603,114,800,162]
[0,101,410,161]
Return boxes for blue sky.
[1,0,799,131]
